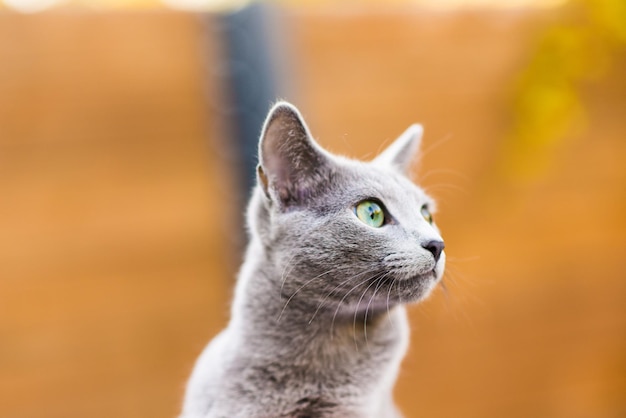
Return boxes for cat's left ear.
[373,124,423,174]
[257,101,332,208]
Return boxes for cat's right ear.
[257,102,331,209]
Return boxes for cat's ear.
[257,101,331,208]
[374,124,423,174]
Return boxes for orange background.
[1,5,625,418]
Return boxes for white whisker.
[385,274,397,329]
[307,268,372,325]
[279,251,301,299]
[364,274,389,352]
[277,266,344,323]
[330,273,380,339]
[352,275,383,352]
[420,133,453,160]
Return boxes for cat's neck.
[229,239,410,367]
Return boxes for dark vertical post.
[218,3,280,198]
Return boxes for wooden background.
[1,7,625,418]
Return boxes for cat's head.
[250,102,445,321]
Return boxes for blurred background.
[1,0,625,417]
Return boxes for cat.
[180,101,445,418]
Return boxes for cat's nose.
[422,240,445,262]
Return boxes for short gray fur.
[180,102,446,418]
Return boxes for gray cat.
[180,102,445,418]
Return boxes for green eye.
[421,205,433,224]
[355,200,385,228]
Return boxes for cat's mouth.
[407,270,438,282]
[331,270,441,320]
[388,269,441,303]
[394,265,440,283]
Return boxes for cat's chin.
[333,271,441,320]
[396,270,441,304]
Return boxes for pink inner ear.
[260,104,318,183]
[258,102,331,207]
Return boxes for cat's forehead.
[338,158,431,206]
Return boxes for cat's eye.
[421,205,433,224]
[355,200,385,228]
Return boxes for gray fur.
[180,102,445,418]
